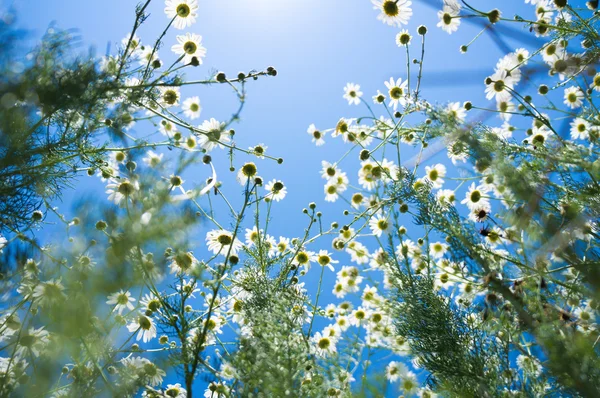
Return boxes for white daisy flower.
[384,77,408,110]
[312,332,337,357]
[237,162,258,185]
[436,189,456,207]
[274,237,291,255]
[591,73,600,92]
[182,96,202,119]
[497,100,516,121]
[249,143,267,159]
[401,371,419,395]
[127,314,157,343]
[137,46,159,67]
[204,381,229,397]
[343,83,363,105]
[315,249,338,272]
[570,117,590,140]
[446,101,466,122]
[424,163,446,189]
[265,179,287,201]
[106,290,136,314]
[563,86,584,109]
[171,33,206,65]
[516,355,542,377]
[324,182,341,202]
[198,118,229,151]
[396,29,412,46]
[0,235,7,253]
[346,241,370,265]
[386,361,407,382]
[369,215,391,237]
[429,242,448,259]
[105,178,139,206]
[437,5,461,34]
[169,251,199,275]
[373,90,387,104]
[15,327,49,357]
[484,70,514,103]
[461,183,490,211]
[206,230,243,256]
[159,119,178,137]
[164,383,187,398]
[164,0,199,30]
[142,150,163,167]
[372,0,413,27]
[158,86,181,107]
[307,124,325,146]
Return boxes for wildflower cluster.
[2,0,600,397]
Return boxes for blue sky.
[10,0,543,395]
[13,0,531,237]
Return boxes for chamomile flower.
[369,215,391,237]
[401,371,419,395]
[244,226,262,247]
[182,96,202,119]
[164,383,187,398]
[106,290,136,314]
[275,237,291,255]
[592,73,600,92]
[164,0,199,30]
[343,83,363,105]
[158,86,181,107]
[250,143,267,158]
[292,249,313,269]
[127,314,157,343]
[570,117,591,140]
[386,361,406,382]
[372,0,413,27]
[137,46,159,67]
[461,183,490,211]
[396,29,412,46]
[516,355,542,377]
[312,332,337,357]
[437,5,461,34]
[497,100,516,121]
[447,140,469,164]
[484,70,513,103]
[315,249,338,272]
[198,118,229,151]
[564,86,584,109]
[446,102,466,122]
[159,119,178,137]
[237,162,258,185]
[204,381,229,397]
[169,251,199,275]
[307,124,325,146]
[142,150,164,167]
[373,90,387,104]
[384,77,408,110]
[424,163,446,189]
[106,178,139,206]
[436,189,456,207]
[468,203,492,223]
[265,179,287,201]
[346,241,370,265]
[140,359,165,386]
[0,235,7,253]
[140,293,162,313]
[324,182,341,202]
[429,242,448,259]
[15,327,49,357]
[172,33,206,65]
[206,230,243,256]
